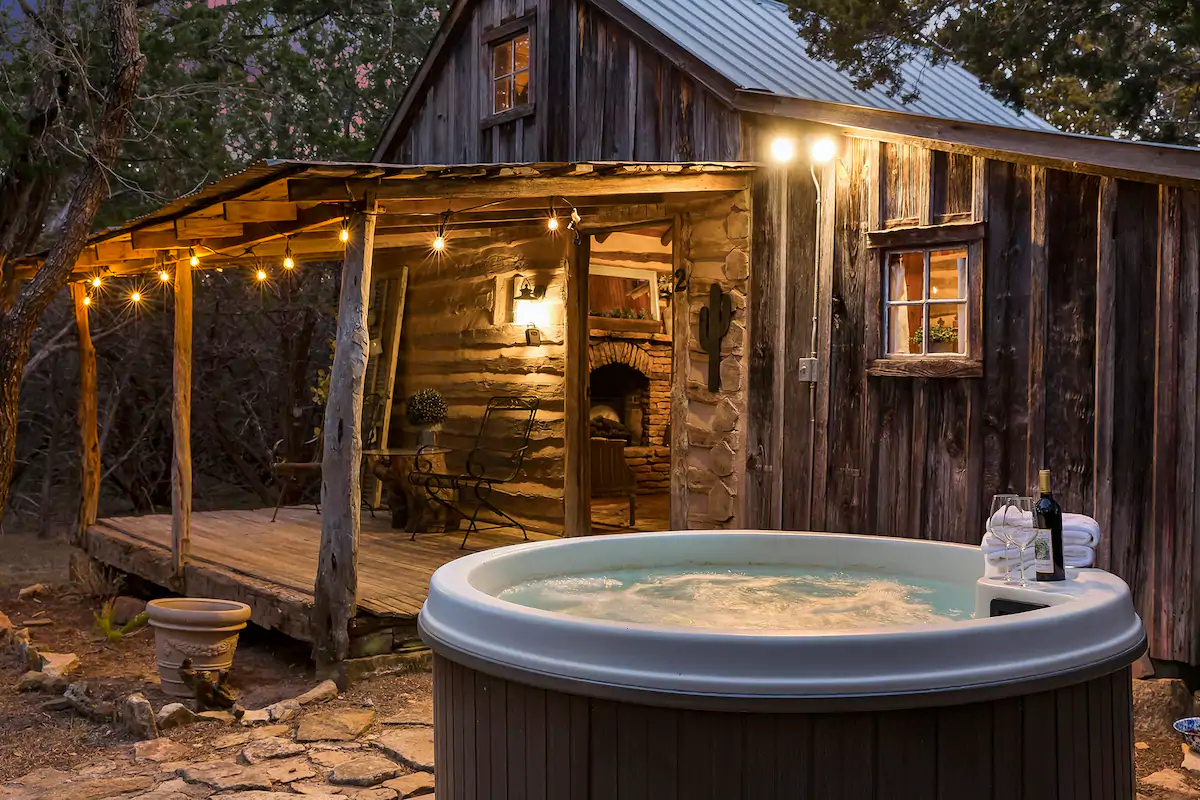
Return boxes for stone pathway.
[1,706,436,799]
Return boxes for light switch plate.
[797,357,818,382]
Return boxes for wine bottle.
[1034,469,1066,581]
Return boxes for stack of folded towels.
[981,510,1101,578]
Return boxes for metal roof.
[614,0,1058,132]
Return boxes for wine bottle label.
[1034,529,1054,574]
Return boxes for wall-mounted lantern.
[513,276,549,345]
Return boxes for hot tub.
[419,531,1145,799]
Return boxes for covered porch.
[23,160,754,666]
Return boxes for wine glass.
[1004,497,1036,587]
[988,494,1020,582]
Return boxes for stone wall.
[679,192,750,528]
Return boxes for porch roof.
[19,160,756,279]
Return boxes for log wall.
[381,0,741,164]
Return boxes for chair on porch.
[269,392,387,522]
[591,437,637,527]
[409,396,539,548]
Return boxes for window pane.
[589,274,654,319]
[929,248,966,301]
[886,305,925,355]
[493,40,512,79]
[514,32,530,71]
[886,251,925,302]
[513,69,529,105]
[494,76,512,112]
[927,303,967,355]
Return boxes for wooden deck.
[83,507,555,645]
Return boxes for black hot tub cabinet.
[418,532,1147,799]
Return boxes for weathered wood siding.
[796,139,1200,663]
[380,0,741,163]
[376,238,569,530]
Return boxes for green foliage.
[591,308,649,320]
[405,388,447,427]
[94,600,149,644]
[911,318,959,347]
[780,0,1200,143]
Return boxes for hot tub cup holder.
[1175,717,1200,750]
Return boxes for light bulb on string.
[547,199,559,231]
[339,216,350,244]
[189,247,199,267]
[432,235,446,252]
[283,241,295,270]
[83,295,91,307]
[159,270,171,283]
[130,291,141,304]
[91,276,102,289]
[256,269,268,283]
[432,210,451,253]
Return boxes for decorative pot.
[928,339,959,354]
[404,423,441,448]
[146,598,251,698]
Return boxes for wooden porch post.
[314,193,378,666]
[172,257,193,578]
[564,236,591,537]
[71,283,100,544]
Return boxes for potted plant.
[911,318,960,354]
[405,388,448,447]
[146,598,251,698]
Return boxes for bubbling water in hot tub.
[496,565,976,630]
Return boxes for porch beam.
[564,236,591,537]
[313,192,379,666]
[171,255,194,577]
[71,283,100,543]
[288,173,749,203]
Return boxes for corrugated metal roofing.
[614,0,1059,132]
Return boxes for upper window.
[492,31,530,114]
[884,247,969,356]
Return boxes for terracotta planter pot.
[147,598,251,698]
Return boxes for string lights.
[130,291,142,304]
[339,215,350,244]
[91,276,102,288]
[256,269,268,282]
[283,240,295,270]
[432,210,451,253]
[83,295,91,307]
[547,199,560,231]
[189,247,199,267]
[159,270,171,283]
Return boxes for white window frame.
[883,246,970,357]
[588,264,661,322]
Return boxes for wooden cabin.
[30,0,1200,668]
[372,0,1200,665]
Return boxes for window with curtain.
[884,247,969,356]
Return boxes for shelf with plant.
[911,318,960,354]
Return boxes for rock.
[158,702,202,731]
[241,735,306,764]
[1134,677,1194,735]
[330,755,402,787]
[50,776,155,800]
[211,792,342,800]
[374,728,434,772]
[20,618,52,627]
[177,760,271,792]
[1142,768,1200,797]
[239,708,272,725]
[292,782,347,795]
[1137,741,1151,750]
[266,698,301,722]
[309,748,362,768]
[136,777,210,799]
[0,609,13,640]
[264,755,316,783]
[297,709,376,742]
[111,595,148,625]
[64,681,114,721]
[380,712,431,728]
[198,709,238,724]
[40,696,74,712]
[18,583,47,599]
[38,651,80,678]
[296,679,339,706]
[13,627,38,670]
[17,671,48,692]
[1185,744,1200,774]
[382,772,435,797]
[135,738,190,763]
[120,692,159,739]
[214,725,291,749]
[343,789,398,800]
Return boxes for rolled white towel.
[981,533,1095,571]
[985,510,1101,548]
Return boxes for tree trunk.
[312,194,378,667]
[0,0,145,521]
[172,258,193,577]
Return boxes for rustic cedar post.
[669,214,690,530]
[172,256,193,578]
[564,236,591,537]
[70,283,100,543]
[313,193,378,666]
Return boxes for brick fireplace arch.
[589,340,652,376]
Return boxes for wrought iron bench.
[409,396,539,548]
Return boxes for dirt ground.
[0,531,433,785]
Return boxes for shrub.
[406,388,448,427]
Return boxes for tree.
[0,0,146,522]
[781,0,1200,144]
[0,0,445,524]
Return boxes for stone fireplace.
[589,335,671,493]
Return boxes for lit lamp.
[513,277,549,345]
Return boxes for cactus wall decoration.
[699,283,732,392]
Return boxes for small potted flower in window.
[911,318,960,354]
[405,388,448,447]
